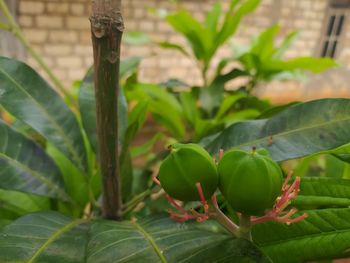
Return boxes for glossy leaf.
[204,98,350,161]
[0,56,87,173]
[0,120,69,201]
[0,212,270,262]
[292,177,350,209]
[253,208,350,262]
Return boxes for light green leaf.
[158,42,190,57]
[265,57,338,73]
[0,56,87,173]
[166,10,211,63]
[0,190,50,217]
[205,2,222,34]
[216,0,260,47]
[251,24,280,60]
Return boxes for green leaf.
[0,120,69,201]
[204,2,222,34]
[257,102,300,119]
[292,177,350,209]
[273,31,299,59]
[216,0,260,47]
[329,143,350,164]
[215,94,246,120]
[204,98,350,161]
[131,133,164,158]
[120,101,149,201]
[120,57,142,78]
[166,10,211,63]
[253,208,350,262]
[0,212,270,262]
[128,84,185,138]
[124,101,149,150]
[265,57,338,73]
[179,91,200,126]
[123,31,150,45]
[158,42,190,58]
[251,24,280,60]
[0,190,50,218]
[46,143,90,207]
[0,56,87,173]
[78,68,128,152]
[202,68,248,116]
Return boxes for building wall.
[3,0,350,102]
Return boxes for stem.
[0,21,9,30]
[0,0,76,108]
[123,189,152,209]
[210,203,240,236]
[239,214,252,241]
[91,0,124,220]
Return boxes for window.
[320,0,350,58]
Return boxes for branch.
[90,0,124,220]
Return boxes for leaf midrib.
[230,115,350,149]
[132,221,168,263]
[0,153,69,200]
[27,219,85,263]
[0,67,85,172]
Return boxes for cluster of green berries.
[158,143,283,216]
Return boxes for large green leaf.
[204,99,350,161]
[0,212,270,262]
[253,208,350,262]
[0,120,69,201]
[0,56,87,173]
[293,177,350,209]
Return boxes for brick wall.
[4,0,350,102]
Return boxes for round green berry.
[218,149,283,216]
[158,143,218,201]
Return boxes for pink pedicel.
[251,171,308,225]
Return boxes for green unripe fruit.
[158,143,218,201]
[218,149,283,216]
